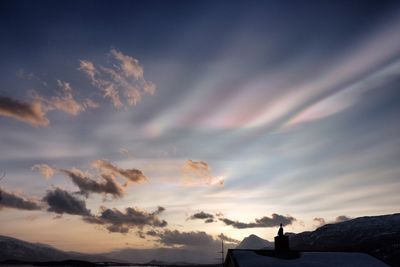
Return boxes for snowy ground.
[231,250,389,267]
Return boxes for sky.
[1,0,400,256]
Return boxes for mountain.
[0,235,112,262]
[289,213,400,267]
[236,234,273,249]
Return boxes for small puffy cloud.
[91,159,147,183]
[313,217,326,226]
[59,168,125,198]
[188,211,215,223]
[0,96,49,126]
[32,164,55,180]
[0,188,41,211]
[219,213,296,229]
[42,188,91,216]
[335,215,351,223]
[182,160,224,187]
[84,206,167,234]
[146,230,159,236]
[79,49,156,109]
[119,148,133,158]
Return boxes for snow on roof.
[229,250,389,267]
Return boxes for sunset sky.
[1,0,400,254]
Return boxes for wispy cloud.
[219,213,296,229]
[34,80,98,116]
[79,49,155,109]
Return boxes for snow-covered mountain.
[236,234,273,249]
[0,235,111,262]
[289,213,400,267]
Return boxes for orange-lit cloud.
[0,188,41,210]
[0,96,49,126]
[79,49,156,109]
[182,160,224,187]
[91,159,148,184]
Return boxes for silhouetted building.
[274,223,289,251]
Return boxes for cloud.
[0,188,41,211]
[91,159,147,184]
[33,80,98,116]
[146,230,159,236]
[219,213,296,229]
[84,206,167,233]
[0,96,49,126]
[182,160,224,186]
[42,188,91,216]
[335,215,351,223]
[218,233,240,244]
[313,217,326,226]
[119,148,133,158]
[313,216,352,227]
[32,164,55,180]
[79,49,156,109]
[157,230,216,247]
[1,80,98,127]
[59,168,125,198]
[188,211,215,223]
